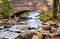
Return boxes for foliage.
[39,14,44,21]
[0,0,13,19]
[45,11,52,20]
[39,11,53,21]
[20,12,29,17]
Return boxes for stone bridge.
[9,0,52,16]
[10,0,36,15]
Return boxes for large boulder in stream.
[15,30,34,39]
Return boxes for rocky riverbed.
[0,21,60,39]
[0,12,60,39]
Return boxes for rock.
[15,31,21,33]
[50,23,56,26]
[49,21,59,28]
[5,19,9,21]
[34,30,43,39]
[43,25,51,30]
[0,20,3,23]
[54,28,60,36]
[47,21,55,24]
[6,19,18,25]
[49,29,56,33]
[43,35,51,39]
[32,35,40,39]
[58,23,60,26]
[54,25,59,28]
[4,25,11,28]
[15,35,22,39]
[50,24,59,28]
[53,20,58,23]
[28,27,36,30]
[19,31,34,39]
[0,26,4,30]
[42,22,49,25]
[43,20,47,22]
[6,20,12,24]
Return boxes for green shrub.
[39,14,44,21]
[0,0,13,19]
[39,11,53,21]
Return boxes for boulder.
[43,25,51,30]
[33,29,44,39]
[19,31,34,39]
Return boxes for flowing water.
[0,11,43,39]
[0,11,60,39]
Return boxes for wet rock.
[0,26,4,30]
[42,22,49,25]
[54,25,59,28]
[4,19,9,21]
[49,29,56,33]
[15,31,21,33]
[50,23,56,26]
[24,32,34,39]
[50,24,59,28]
[4,25,11,28]
[43,20,47,22]
[28,27,31,30]
[28,27,36,30]
[43,25,51,30]
[3,29,10,31]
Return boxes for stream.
[0,11,60,39]
[0,11,42,39]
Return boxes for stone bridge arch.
[11,7,35,15]
[11,9,35,18]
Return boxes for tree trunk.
[53,0,59,19]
